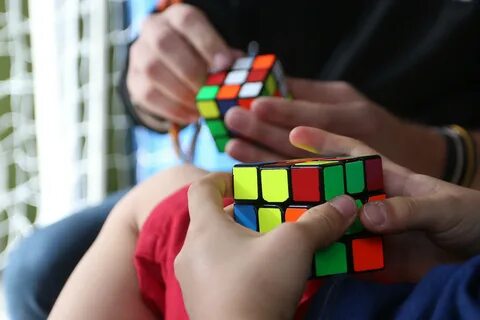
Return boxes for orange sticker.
[217,85,241,99]
[352,237,384,272]
[238,98,254,109]
[368,194,386,202]
[252,54,276,70]
[285,207,307,222]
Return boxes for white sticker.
[224,70,249,85]
[232,57,254,70]
[239,82,263,98]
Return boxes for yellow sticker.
[233,167,258,200]
[197,101,219,119]
[261,169,289,202]
[258,207,282,233]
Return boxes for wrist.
[188,295,294,320]
[191,306,285,320]
[391,121,446,178]
[132,103,172,133]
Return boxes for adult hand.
[175,173,358,320]
[225,79,445,178]
[127,4,242,125]
[290,126,480,281]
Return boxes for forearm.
[49,165,208,319]
[388,121,446,179]
[49,196,155,320]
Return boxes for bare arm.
[49,164,207,319]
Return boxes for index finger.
[289,126,413,197]
[187,173,234,226]
[165,4,232,68]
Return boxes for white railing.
[0,0,132,266]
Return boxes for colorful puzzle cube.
[195,54,289,152]
[232,155,386,277]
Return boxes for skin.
[50,2,480,318]
[127,3,242,126]
[224,79,480,184]
[290,127,480,282]
[127,4,480,185]
[176,174,357,320]
[49,129,480,319]
[176,128,480,319]
[49,165,208,320]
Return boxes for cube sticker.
[233,155,386,277]
[224,70,248,85]
[196,54,290,152]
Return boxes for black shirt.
[187,0,480,128]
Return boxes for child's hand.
[290,126,480,281]
[175,173,358,320]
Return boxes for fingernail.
[363,202,387,226]
[211,52,231,72]
[291,143,318,154]
[329,196,356,218]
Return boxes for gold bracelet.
[449,124,477,187]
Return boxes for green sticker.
[323,165,345,200]
[215,136,230,152]
[345,199,364,235]
[196,86,219,100]
[346,218,364,235]
[206,120,228,137]
[314,242,348,276]
[346,161,365,194]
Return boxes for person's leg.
[4,189,128,320]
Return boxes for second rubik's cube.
[233,155,385,277]
[195,54,289,152]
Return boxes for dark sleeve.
[305,255,480,319]
[116,0,244,134]
[117,37,172,134]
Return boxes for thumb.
[294,195,358,252]
[360,193,460,236]
[359,173,464,235]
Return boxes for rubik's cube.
[232,155,385,277]
[195,54,289,152]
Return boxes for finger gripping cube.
[196,54,289,152]
[232,155,386,277]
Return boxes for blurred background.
[0,0,158,314]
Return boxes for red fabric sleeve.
[156,0,183,12]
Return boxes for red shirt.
[134,185,322,319]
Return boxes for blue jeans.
[4,190,129,320]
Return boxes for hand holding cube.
[196,54,289,152]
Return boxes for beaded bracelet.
[439,124,477,187]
